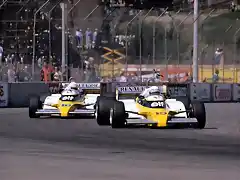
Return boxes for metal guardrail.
[0,81,239,108]
[1,0,240,85]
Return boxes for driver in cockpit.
[140,86,165,101]
[63,77,84,96]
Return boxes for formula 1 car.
[95,85,206,129]
[29,83,100,118]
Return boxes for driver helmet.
[69,77,76,83]
[149,86,160,96]
[70,82,79,90]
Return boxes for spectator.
[153,69,163,82]
[41,61,53,82]
[17,65,31,82]
[85,28,92,49]
[179,72,192,83]
[76,29,83,48]
[53,67,63,81]
[230,1,237,12]
[0,44,3,65]
[214,48,224,69]
[7,64,15,83]
[92,28,98,48]
[119,72,127,82]
[212,69,219,83]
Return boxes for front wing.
[35,109,95,117]
[124,115,198,127]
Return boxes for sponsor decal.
[213,84,231,101]
[151,102,164,107]
[61,96,74,101]
[0,83,8,107]
[118,86,146,93]
[79,83,100,88]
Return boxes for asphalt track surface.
[0,104,240,180]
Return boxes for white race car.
[29,83,100,118]
[95,85,206,129]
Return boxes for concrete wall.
[8,83,50,107]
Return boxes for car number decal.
[151,102,164,107]
[62,96,74,101]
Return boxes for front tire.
[95,97,115,126]
[29,96,41,118]
[110,101,126,128]
[190,102,206,129]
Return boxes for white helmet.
[69,77,76,83]
[70,82,79,90]
[149,86,160,96]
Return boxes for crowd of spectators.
[0,0,65,82]
[0,0,226,84]
[75,28,99,49]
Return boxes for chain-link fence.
[1,1,240,83]
[96,9,240,83]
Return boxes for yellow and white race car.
[95,85,206,129]
[29,83,100,118]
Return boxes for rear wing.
[116,86,145,99]
[116,85,167,99]
[62,83,100,94]
[116,84,188,98]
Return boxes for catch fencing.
[1,1,240,83]
[97,9,240,83]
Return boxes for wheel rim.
[109,108,113,125]
[95,105,98,119]
[188,103,193,117]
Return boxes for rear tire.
[110,101,126,128]
[190,102,206,129]
[95,97,115,126]
[29,96,41,118]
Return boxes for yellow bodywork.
[134,97,181,127]
[135,102,169,127]
[51,99,85,117]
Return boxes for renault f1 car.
[29,83,100,118]
[95,85,206,129]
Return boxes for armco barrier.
[109,82,240,103]
[0,82,239,108]
[8,82,49,107]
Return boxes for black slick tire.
[190,102,206,129]
[95,96,115,126]
[29,96,41,118]
[110,101,126,128]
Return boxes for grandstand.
[0,0,83,80]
